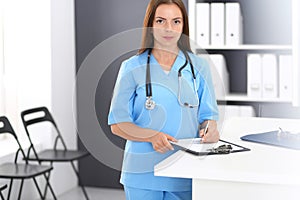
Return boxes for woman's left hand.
[199,120,219,143]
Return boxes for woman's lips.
[163,36,174,40]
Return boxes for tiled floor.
[58,186,126,200]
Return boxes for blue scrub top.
[108,50,218,192]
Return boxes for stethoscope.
[145,48,200,110]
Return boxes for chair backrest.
[0,116,17,138]
[0,116,27,163]
[21,107,57,128]
[21,106,68,151]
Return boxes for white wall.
[50,0,78,195]
[0,0,78,198]
[0,0,4,117]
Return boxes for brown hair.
[138,0,191,54]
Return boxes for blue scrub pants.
[124,186,192,200]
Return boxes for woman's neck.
[152,47,179,71]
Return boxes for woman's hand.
[148,132,177,153]
[199,120,219,143]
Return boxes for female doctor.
[108,0,219,199]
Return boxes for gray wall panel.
[75,0,188,188]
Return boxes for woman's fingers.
[150,132,176,153]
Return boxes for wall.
[0,0,77,198]
[50,0,78,196]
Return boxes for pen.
[203,121,209,136]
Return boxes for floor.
[57,186,126,200]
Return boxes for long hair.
[138,0,191,54]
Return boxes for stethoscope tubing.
[145,48,199,109]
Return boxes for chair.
[0,184,7,200]
[20,107,90,200]
[0,116,56,200]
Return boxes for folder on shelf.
[247,54,262,98]
[196,3,210,47]
[279,55,293,100]
[225,2,243,45]
[210,3,225,46]
[209,54,229,98]
[171,138,250,156]
[239,105,256,117]
[217,105,256,129]
[262,54,278,98]
[241,130,300,150]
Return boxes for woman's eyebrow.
[155,16,183,20]
[155,16,166,20]
[173,17,183,20]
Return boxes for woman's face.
[152,3,183,50]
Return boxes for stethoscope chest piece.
[145,97,155,110]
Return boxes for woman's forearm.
[110,122,159,142]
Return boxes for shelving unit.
[219,94,292,103]
[188,0,296,105]
[198,45,292,51]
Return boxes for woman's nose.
[164,22,173,31]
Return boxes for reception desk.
[154,117,300,200]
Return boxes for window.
[0,0,52,145]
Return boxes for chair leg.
[17,179,24,200]
[7,179,13,200]
[70,161,89,200]
[32,177,44,199]
[42,171,57,200]
[0,192,5,200]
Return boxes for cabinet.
[188,0,299,107]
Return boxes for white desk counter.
[154,117,300,200]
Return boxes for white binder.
[209,54,229,98]
[225,2,243,46]
[247,54,262,98]
[217,105,256,129]
[196,3,210,47]
[240,105,256,117]
[210,3,225,46]
[279,55,293,100]
[262,54,278,98]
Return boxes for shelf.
[196,45,292,51]
[217,94,293,103]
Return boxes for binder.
[209,54,229,98]
[171,138,250,156]
[241,130,300,150]
[210,3,225,46]
[240,105,256,117]
[196,3,210,47]
[222,105,240,118]
[279,55,293,100]
[247,54,262,98]
[262,54,278,98]
[219,105,255,119]
[225,2,243,45]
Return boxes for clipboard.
[241,130,300,150]
[170,138,250,156]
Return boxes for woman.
[108,0,219,199]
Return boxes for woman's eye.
[156,19,164,24]
[174,20,181,24]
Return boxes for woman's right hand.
[148,132,177,153]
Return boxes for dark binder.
[241,130,300,150]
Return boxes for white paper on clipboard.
[170,138,249,155]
